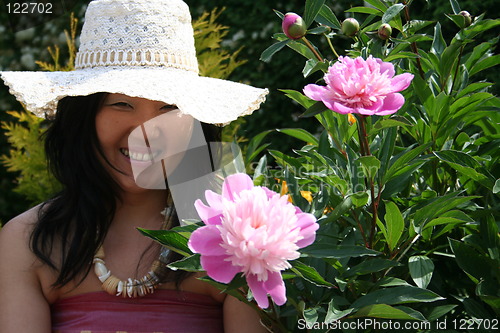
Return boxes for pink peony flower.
[188,173,318,308]
[304,56,414,116]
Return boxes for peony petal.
[356,99,383,115]
[247,274,269,308]
[303,84,328,102]
[205,190,223,211]
[295,213,319,248]
[188,226,226,256]
[263,271,287,306]
[194,199,223,225]
[222,173,254,201]
[378,59,395,77]
[376,93,405,115]
[389,73,414,93]
[200,255,240,283]
[331,101,354,114]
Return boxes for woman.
[0,0,268,332]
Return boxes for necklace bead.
[93,245,170,298]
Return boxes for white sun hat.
[0,0,268,125]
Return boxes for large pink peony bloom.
[304,56,414,116]
[188,173,318,308]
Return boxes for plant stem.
[356,115,379,249]
[302,36,324,62]
[402,1,425,79]
[351,209,369,247]
[325,35,340,58]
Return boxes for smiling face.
[95,93,194,192]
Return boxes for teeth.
[120,148,155,162]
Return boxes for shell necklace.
[93,208,172,298]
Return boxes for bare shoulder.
[0,204,41,253]
[0,204,52,332]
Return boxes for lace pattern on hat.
[75,49,198,72]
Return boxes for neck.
[113,189,169,229]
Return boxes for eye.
[161,104,176,111]
[112,102,133,108]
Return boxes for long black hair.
[32,92,221,287]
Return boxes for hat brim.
[0,67,268,125]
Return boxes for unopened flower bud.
[341,18,359,37]
[459,11,472,27]
[377,23,392,40]
[282,12,307,40]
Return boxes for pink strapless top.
[51,289,223,333]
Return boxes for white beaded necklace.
[93,207,172,298]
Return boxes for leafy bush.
[151,0,499,331]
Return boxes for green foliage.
[0,111,60,203]
[148,0,500,331]
[193,8,247,80]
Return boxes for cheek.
[95,113,125,148]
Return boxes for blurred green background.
[0,0,498,223]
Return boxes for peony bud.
[341,18,360,37]
[459,10,472,27]
[282,12,307,40]
[377,23,392,40]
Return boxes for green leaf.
[384,202,405,252]
[245,130,273,165]
[456,82,494,99]
[494,179,500,194]
[383,143,431,184]
[374,277,412,288]
[302,244,380,259]
[138,228,192,257]
[449,0,461,14]
[307,26,331,35]
[469,54,500,77]
[382,4,405,24]
[279,89,315,109]
[346,7,382,16]
[321,195,353,224]
[303,58,329,78]
[364,0,388,12]
[408,255,434,289]
[326,300,354,322]
[349,191,369,208]
[304,0,326,27]
[351,304,424,320]
[351,286,444,309]
[277,128,319,145]
[413,193,479,230]
[300,101,329,118]
[344,258,399,277]
[316,4,341,30]
[291,260,334,287]
[167,254,202,272]
[426,304,458,321]
[260,39,290,62]
[431,22,446,57]
[433,150,494,189]
[449,239,495,282]
[357,156,381,181]
[423,210,474,230]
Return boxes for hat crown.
[75,0,198,73]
